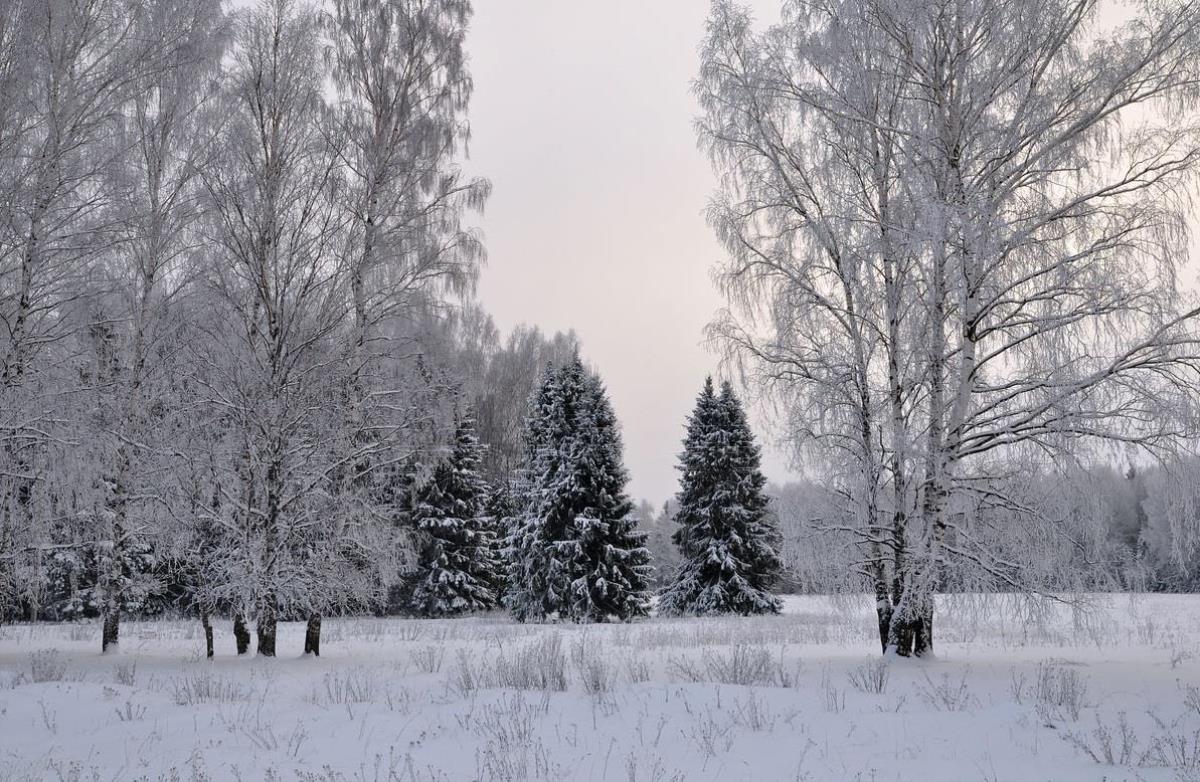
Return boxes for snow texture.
[2,594,1199,781]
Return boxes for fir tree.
[559,371,653,621]
[659,378,782,616]
[505,357,651,622]
[504,365,564,621]
[482,479,520,603]
[408,415,501,617]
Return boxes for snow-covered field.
[2,595,1199,782]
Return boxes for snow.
[2,594,1199,781]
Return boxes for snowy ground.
[2,595,1199,782]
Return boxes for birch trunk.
[201,611,214,659]
[233,613,250,655]
[304,614,321,656]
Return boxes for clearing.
[2,595,1199,781]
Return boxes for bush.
[668,644,796,687]
[847,658,889,695]
[1032,661,1089,725]
[112,660,137,687]
[915,671,975,712]
[570,637,614,695]
[170,672,250,705]
[320,668,375,705]
[492,634,568,692]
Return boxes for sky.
[465,0,787,505]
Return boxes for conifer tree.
[659,378,782,616]
[559,371,653,621]
[409,415,500,616]
[505,357,651,622]
[504,366,563,621]
[483,480,520,604]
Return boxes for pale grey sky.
[466,0,788,505]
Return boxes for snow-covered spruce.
[659,378,782,616]
[408,415,501,617]
[483,479,521,603]
[505,356,651,623]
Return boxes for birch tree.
[700,0,923,651]
[0,0,178,620]
[88,0,227,652]
[200,0,343,657]
[316,0,489,653]
[700,0,1200,655]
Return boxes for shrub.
[847,658,889,695]
[321,668,375,705]
[170,672,250,705]
[570,638,614,695]
[1032,661,1089,725]
[492,634,567,692]
[915,671,975,712]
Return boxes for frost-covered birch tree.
[87,0,228,653]
[700,0,1200,655]
[198,0,345,657]
[315,0,489,652]
[0,0,209,623]
[0,0,496,639]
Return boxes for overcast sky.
[465,1,787,505]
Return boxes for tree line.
[772,460,1200,599]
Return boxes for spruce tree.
[504,365,565,621]
[482,479,520,604]
[409,415,500,616]
[558,371,653,621]
[659,378,782,616]
[505,357,651,622]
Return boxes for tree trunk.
[233,613,250,655]
[914,607,933,657]
[258,440,282,659]
[888,574,934,658]
[304,614,321,656]
[1,195,45,386]
[886,566,919,657]
[874,599,892,654]
[100,482,127,654]
[890,615,916,657]
[257,599,276,657]
[201,612,214,659]
[870,539,892,653]
[101,608,119,653]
